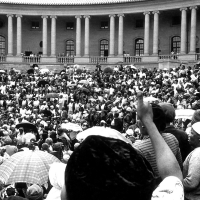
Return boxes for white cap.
[192,122,200,135]
[126,129,133,136]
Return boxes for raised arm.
[137,92,183,181]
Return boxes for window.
[135,19,144,28]
[66,22,74,30]
[31,21,40,29]
[100,39,109,56]
[171,16,181,26]
[100,21,109,29]
[0,21,4,28]
[171,36,180,53]
[135,38,144,56]
[66,40,75,56]
[0,36,5,55]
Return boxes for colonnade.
[6,6,198,57]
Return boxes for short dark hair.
[152,104,166,132]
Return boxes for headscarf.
[66,135,156,200]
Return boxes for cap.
[126,129,133,136]
[192,122,200,135]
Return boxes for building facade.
[0,0,200,69]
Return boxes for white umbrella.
[175,109,195,119]
[144,97,160,102]
[61,123,82,132]
[76,126,132,144]
[124,65,137,69]
[40,69,50,74]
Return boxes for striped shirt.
[133,133,183,178]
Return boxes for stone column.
[180,8,187,54]
[75,15,82,56]
[16,15,22,56]
[152,11,159,55]
[7,14,13,56]
[84,15,90,57]
[189,6,197,54]
[50,15,57,56]
[109,14,115,56]
[144,12,150,56]
[118,14,124,56]
[42,15,48,56]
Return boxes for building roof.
[0,0,145,5]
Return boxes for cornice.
[0,0,200,16]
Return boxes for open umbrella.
[38,80,49,87]
[143,97,160,102]
[124,65,137,69]
[0,69,6,73]
[76,126,132,144]
[175,109,195,119]
[27,69,34,74]
[45,93,59,98]
[77,87,90,95]
[61,123,82,132]
[79,80,89,85]
[39,69,50,74]
[0,150,60,185]
[16,121,37,132]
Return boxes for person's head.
[191,109,200,125]
[61,135,155,200]
[137,104,166,134]
[159,103,175,124]
[189,122,200,149]
[26,184,43,200]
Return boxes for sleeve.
[183,149,200,191]
[151,176,184,200]
[176,147,183,171]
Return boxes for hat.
[159,103,175,123]
[126,107,132,112]
[192,122,200,135]
[126,129,133,136]
[26,184,43,200]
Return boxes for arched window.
[66,40,74,56]
[171,36,180,54]
[135,38,144,56]
[0,36,5,55]
[100,39,109,56]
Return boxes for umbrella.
[0,150,60,185]
[61,123,82,132]
[77,87,90,95]
[38,80,49,87]
[16,121,37,132]
[79,80,89,85]
[124,65,137,69]
[0,69,6,73]
[175,109,195,119]
[143,97,160,102]
[45,93,59,98]
[76,126,132,144]
[40,69,50,74]
[27,69,34,74]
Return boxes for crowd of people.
[0,62,200,200]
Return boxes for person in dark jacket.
[111,112,123,133]
[160,103,191,161]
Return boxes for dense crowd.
[0,63,200,200]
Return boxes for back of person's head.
[26,184,43,200]
[151,103,166,132]
[64,135,155,200]
[159,103,175,124]
[114,112,119,118]
[191,109,200,125]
